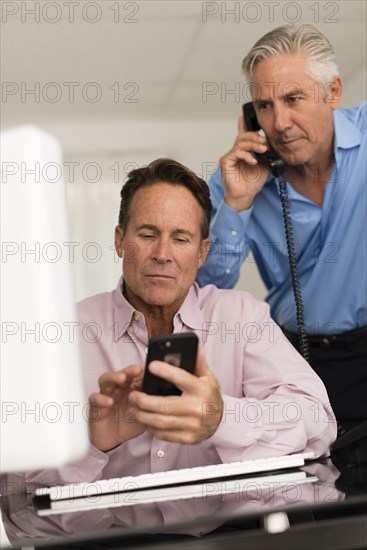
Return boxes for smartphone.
[142,333,198,396]
[242,102,285,177]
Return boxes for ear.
[326,76,343,110]
[114,226,124,258]
[198,239,210,268]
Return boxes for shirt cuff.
[25,445,111,487]
[210,395,267,448]
[211,199,252,244]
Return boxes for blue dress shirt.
[197,102,367,335]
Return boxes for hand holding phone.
[142,333,198,396]
[219,104,274,211]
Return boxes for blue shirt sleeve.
[196,168,253,288]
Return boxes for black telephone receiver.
[242,102,309,362]
[242,102,285,178]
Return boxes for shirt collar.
[112,277,138,341]
[175,283,205,330]
[111,278,205,340]
[333,108,362,151]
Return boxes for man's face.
[251,53,342,167]
[115,183,210,313]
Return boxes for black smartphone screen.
[142,333,198,396]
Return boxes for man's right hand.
[219,116,270,211]
[88,365,146,452]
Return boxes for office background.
[2,0,366,302]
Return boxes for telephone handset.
[242,102,309,362]
[242,102,285,177]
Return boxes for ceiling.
[1,0,366,124]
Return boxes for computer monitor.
[0,126,89,473]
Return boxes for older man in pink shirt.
[25,158,336,532]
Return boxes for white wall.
[340,66,367,108]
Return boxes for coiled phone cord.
[277,176,310,363]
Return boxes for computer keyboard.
[34,452,316,515]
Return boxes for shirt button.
[127,324,134,333]
[231,230,237,236]
[134,312,142,321]
[225,268,231,274]
[145,347,148,354]
[156,448,165,458]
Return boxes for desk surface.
[1,458,366,549]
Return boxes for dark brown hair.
[118,158,212,239]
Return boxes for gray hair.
[242,24,339,88]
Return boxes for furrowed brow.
[136,225,195,238]
[280,87,306,100]
[173,229,195,238]
[136,224,159,232]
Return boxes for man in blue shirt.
[197,24,367,431]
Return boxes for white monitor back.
[0,126,89,472]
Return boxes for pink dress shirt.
[25,279,336,533]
